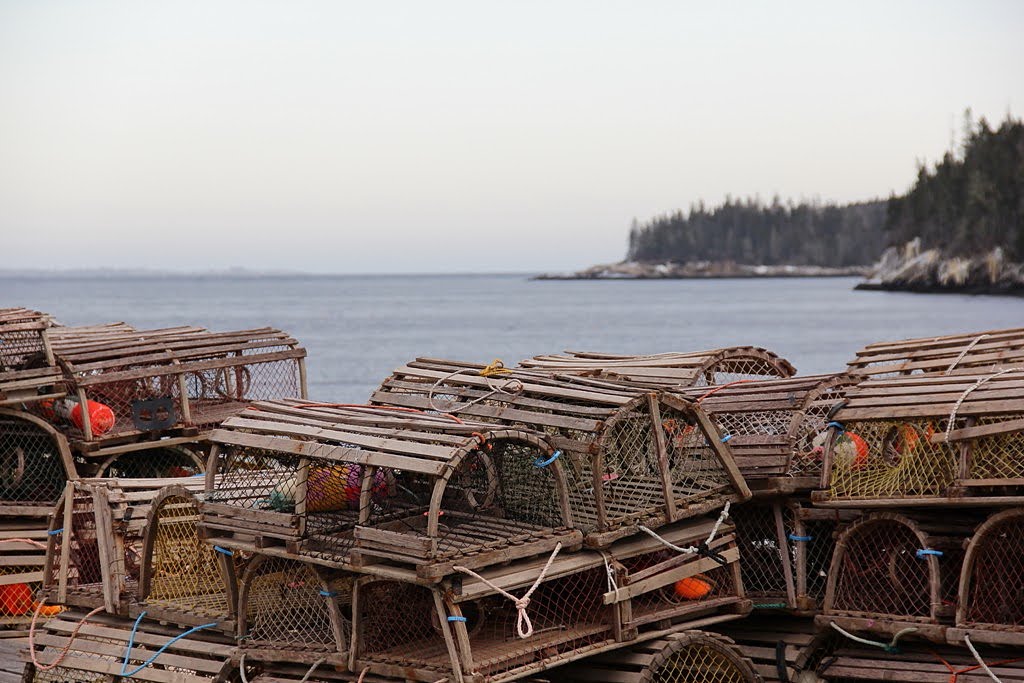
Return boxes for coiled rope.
[428,360,524,413]
[453,542,562,639]
[28,600,106,671]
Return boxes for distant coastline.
[534,261,869,280]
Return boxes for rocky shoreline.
[535,261,870,280]
[856,239,1024,296]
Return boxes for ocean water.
[2,274,1023,401]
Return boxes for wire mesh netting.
[100,445,205,479]
[621,550,739,624]
[729,503,793,607]
[800,517,839,605]
[790,382,852,479]
[241,557,342,652]
[962,512,1024,630]
[694,357,792,387]
[968,415,1024,480]
[0,326,47,373]
[356,580,452,676]
[185,357,301,429]
[829,517,939,621]
[827,420,960,499]
[663,404,733,510]
[143,493,231,621]
[48,490,106,602]
[647,634,759,683]
[0,414,69,506]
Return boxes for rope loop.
[829,621,917,654]
[946,369,1012,442]
[533,450,561,468]
[120,611,218,677]
[638,502,731,564]
[826,421,845,433]
[453,542,562,639]
[479,359,512,377]
[945,335,989,375]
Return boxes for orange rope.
[929,648,1023,683]
[29,599,106,671]
[0,537,48,550]
[694,379,756,402]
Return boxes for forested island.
[542,112,1024,294]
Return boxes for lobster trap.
[713,614,833,683]
[373,360,751,546]
[43,477,208,617]
[847,326,1024,378]
[544,631,760,683]
[236,555,349,666]
[0,409,76,516]
[952,508,1024,647]
[0,307,63,407]
[520,347,796,387]
[134,485,237,632]
[21,608,238,683]
[816,636,1024,683]
[93,443,208,479]
[201,400,582,579]
[0,517,51,632]
[674,375,857,495]
[819,511,977,644]
[37,325,307,451]
[813,371,1024,506]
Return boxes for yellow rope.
[479,359,512,377]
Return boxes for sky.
[1,1,1022,274]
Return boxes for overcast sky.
[1,1,1022,274]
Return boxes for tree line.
[626,112,1023,266]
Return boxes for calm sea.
[2,274,1022,401]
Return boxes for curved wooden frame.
[96,443,207,479]
[0,407,77,513]
[639,631,761,683]
[952,507,1024,646]
[236,554,348,664]
[135,485,237,630]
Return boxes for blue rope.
[720,434,733,443]
[319,590,338,598]
[47,528,64,536]
[120,611,218,677]
[788,534,813,542]
[916,549,943,559]
[214,546,233,556]
[533,450,561,468]
[826,421,845,433]
[447,616,468,622]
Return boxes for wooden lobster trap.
[520,347,796,387]
[42,477,212,618]
[847,326,1024,378]
[372,359,751,546]
[542,631,761,683]
[673,375,857,496]
[351,515,747,683]
[728,500,856,616]
[201,400,582,579]
[0,518,52,633]
[816,637,1024,683]
[0,409,76,517]
[36,325,307,453]
[813,371,1024,506]
[235,554,349,666]
[950,507,1024,648]
[817,511,979,644]
[21,608,238,683]
[0,307,63,408]
[713,615,833,683]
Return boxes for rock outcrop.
[535,261,870,280]
[856,238,1024,295]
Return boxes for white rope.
[298,658,326,683]
[453,543,562,639]
[964,634,1003,683]
[239,654,250,683]
[428,366,524,413]
[638,501,731,555]
[599,551,618,595]
[829,622,918,652]
[945,334,989,374]
[945,369,1012,442]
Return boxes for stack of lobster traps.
[193,390,753,682]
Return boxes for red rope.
[694,379,756,402]
[289,402,465,424]
[29,600,106,671]
[929,647,1023,683]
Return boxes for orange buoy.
[674,575,714,600]
[32,602,64,617]
[40,398,116,436]
[0,583,33,616]
[838,431,870,470]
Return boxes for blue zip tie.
[120,611,218,677]
[827,421,845,432]
[214,546,233,556]
[47,528,64,536]
[788,534,813,542]
[319,590,338,597]
[721,434,733,443]
[916,549,943,559]
[533,450,561,468]
[447,616,468,622]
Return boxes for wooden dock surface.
[0,638,26,683]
